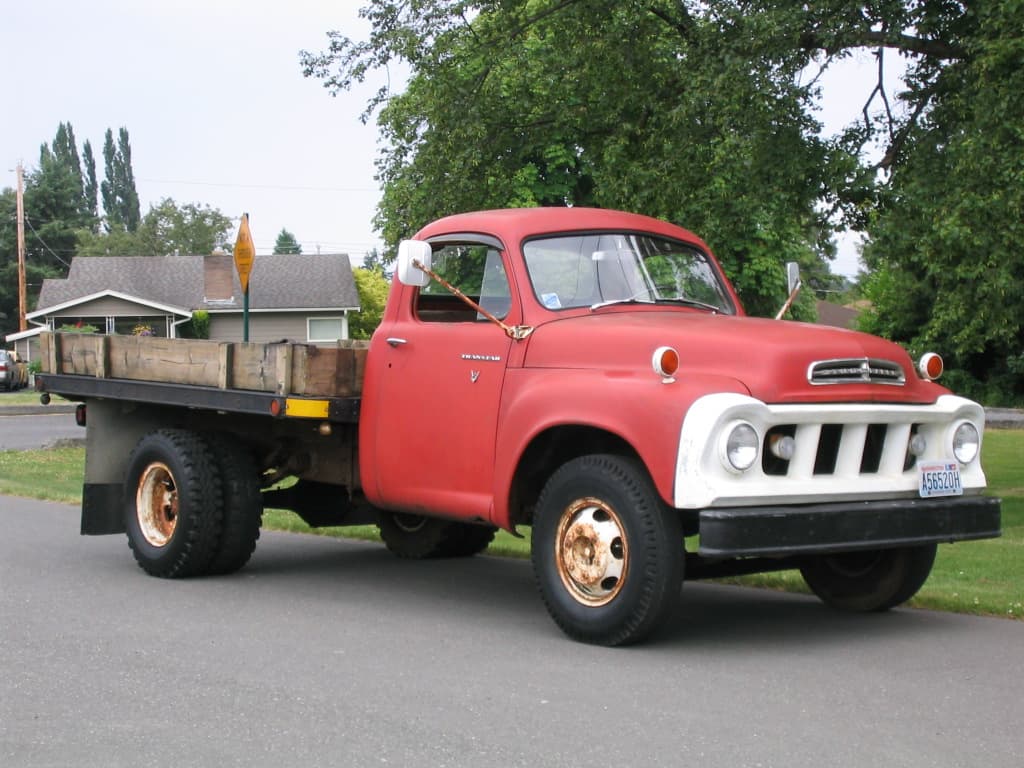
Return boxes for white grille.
[674,394,987,509]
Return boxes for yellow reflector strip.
[284,398,330,419]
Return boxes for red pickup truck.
[37,207,1001,645]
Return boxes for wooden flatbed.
[40,332,369,397]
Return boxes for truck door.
[371,241,516,520]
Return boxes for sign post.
[233,213,256,342]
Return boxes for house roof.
[35,253,360,315]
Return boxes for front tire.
[799,544,937,612]
[124,430,224,578]
[531,454,683,646]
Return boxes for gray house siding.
[47,295,165,318]
[41,295,185,337]
[28,253,359,345]
[209,311,350,345]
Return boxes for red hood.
[522,308,946,404]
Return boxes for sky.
[4,0,384,260]
[4,1,896,277]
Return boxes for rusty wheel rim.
[554,497,628,607]
[136,461,178,547]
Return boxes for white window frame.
[307,315,347,343]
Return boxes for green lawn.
[1,430,1020,619]
[0,391,69,407]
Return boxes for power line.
[138,177,378,193]
[23,216,72,268]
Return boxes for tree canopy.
[349,267,390,340]
[273,228,303,254]
[76,198,234,257]
[1,123,235,337]
[303,1,1024,399]
[101,127,141,233]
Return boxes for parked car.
[0,349,29,391]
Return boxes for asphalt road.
[0,412,82,450]
[2,496,1020,768]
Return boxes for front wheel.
[799,544,937,612]
[531,454,683,646]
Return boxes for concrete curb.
[985,408,1024,430]
[0,405,78,417]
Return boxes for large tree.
[857,2,1024,402]
[101,127,141,233]
[0,123,101,331]
[273,228,303,254]
[349,267,390,340]
[77,198,233,257]
[303,1,1023,395]
[0,187,62,333]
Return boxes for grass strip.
[1,431,1020,619]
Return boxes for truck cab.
[360,208,1000,643]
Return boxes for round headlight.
[952,422,980,464]
[723,422,759,472]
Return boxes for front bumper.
[698,495,1001,558]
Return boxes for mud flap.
[81,483,126,535]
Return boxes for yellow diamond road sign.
[233,213,256,293]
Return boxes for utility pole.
[15,163,27,332]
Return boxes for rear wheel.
[377,513,496,559]
[124,434,223,577]
[531,454,683,646]
[205,434,263,575]
[124,430,223,578]
[799,544,937,612]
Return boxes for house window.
[308,317,346,342]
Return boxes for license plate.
[919,461,963,498]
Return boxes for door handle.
[386,337,408,347]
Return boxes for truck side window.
[416,244,511,322]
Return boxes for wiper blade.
[655,297,721,313]
[589,297,656,311]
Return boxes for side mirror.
[786,262,801,295]
[775,262,803,320]
[396,240,432,287]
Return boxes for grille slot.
[761,421,914,480]
[808,358,905,386]
[813,424,842,474]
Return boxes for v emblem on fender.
[470,370,480,383]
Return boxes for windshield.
[523,233,734,314]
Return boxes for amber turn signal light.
[918,352,943,381]
[652,346,680,382]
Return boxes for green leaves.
[303,2,1024,400]
[76,198,234,258]
[273,228,303,255]
[861,0,1024,402]
[349,267,391,339]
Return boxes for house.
[11,253,360,361]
